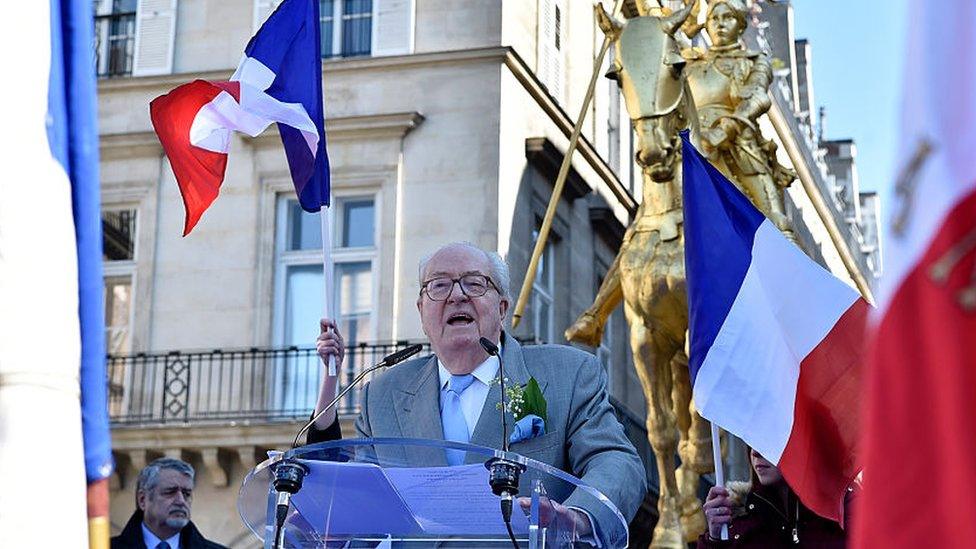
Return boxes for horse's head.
[597,2,695,182]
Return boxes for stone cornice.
[96,47,511,94]
[110,417,357,488]
[99,130,162,160]
[110,417,356,450]
[243,111,425,147]
[99,112,424,161]
[525,137,590,203]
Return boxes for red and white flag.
[854,3,976,546]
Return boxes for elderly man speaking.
[308,242,646,538]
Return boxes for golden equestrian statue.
[559,1,797,546]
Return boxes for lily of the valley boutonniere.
[493,377,547,444]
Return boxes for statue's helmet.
[612,15,687,120]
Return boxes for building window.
[93,0,137,78]
[273,196,376,411]
[102,208,137,354]
[531,230,555,343]
[320,0,372,58]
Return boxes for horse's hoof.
[650,521,686,549]
[564,314,603,346]
[649,504,685,549]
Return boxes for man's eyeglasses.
[420,274,499,301]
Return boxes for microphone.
[480,336,524,549]
[292,343,423,448]
[479,337,499,357]
[378,343,427,367]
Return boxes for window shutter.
[538,0,552,89]
[553,0,566,103]
[372,0,415,56]
[253,0,284,34]
[537,0,564,103]
[132,0,178,76]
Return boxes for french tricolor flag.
[150,0,329,235]
[682,132,867,523]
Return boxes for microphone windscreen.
[381,343,424,366]
[479,337,499,356]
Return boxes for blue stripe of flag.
[48,0,113,482]
[681,131,765,384]
[246,0,330,211]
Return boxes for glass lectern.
[238,438,629,548]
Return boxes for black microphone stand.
[270,343,424,549]
[480,337,525,549]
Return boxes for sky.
[790,0,909,193]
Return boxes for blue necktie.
[441,374,476,466]
[156,542,171,549]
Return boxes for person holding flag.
[698,450,855,547]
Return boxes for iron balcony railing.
[106,341,656,486]
[107,341,428,426]
[106,341,654,478]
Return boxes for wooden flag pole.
[511,0,624,329]
[321,206,337,376]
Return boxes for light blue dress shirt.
[141,522,180,549]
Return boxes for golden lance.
[512,0,625,328]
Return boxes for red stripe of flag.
[779,298,868,524]
[149,79,229,236]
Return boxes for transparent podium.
[239,438,629,548]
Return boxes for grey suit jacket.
[353,332,647,542]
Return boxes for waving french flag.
[150,0,329,235]
[681,132,868,523]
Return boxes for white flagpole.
[711,422,729,540]
[321,205,337,376]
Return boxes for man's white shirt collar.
[435,353,500,436]
[141,522,180,549]
[436,354,499,389]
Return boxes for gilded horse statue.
[565,3,710,546]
